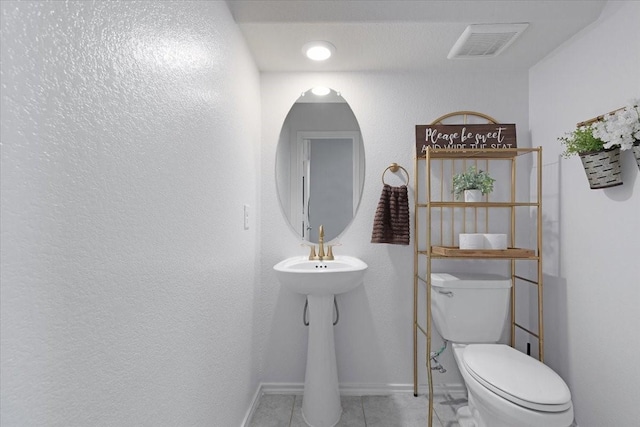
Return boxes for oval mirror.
[276,88,365,243]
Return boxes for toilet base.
[456,406,477,427]
[455,392,486,427]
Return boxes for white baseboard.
[241,382,466,427]
[259,382,464,396]
[240,385,263,427]
[339,382,466,396]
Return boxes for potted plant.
[558,125,605,158]
[592,100,640,170]
[452,166,495,202]
[558,124,623,189]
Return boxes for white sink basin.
[273,255,368,296]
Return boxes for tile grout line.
[360,396,367,427]
[288,395,296,427]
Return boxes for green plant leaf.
[558,126,605,158]
[452,166,495,199]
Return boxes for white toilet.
[431,273,574,427]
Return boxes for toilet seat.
[462,344,572,413]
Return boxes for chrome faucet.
[306,225,335,261]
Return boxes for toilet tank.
[430,273,512,343]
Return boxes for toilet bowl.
[452,343,573,427]
[430,273,574,427]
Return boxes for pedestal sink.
[273,256,367,427]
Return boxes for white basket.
[579,147,623,189]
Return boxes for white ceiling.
[226,0,607,72]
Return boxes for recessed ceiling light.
[302,41,335,61]
[311,86,331,96]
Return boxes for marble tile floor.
[248,391,468,427]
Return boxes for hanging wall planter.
[559,125,624,190]
[590,102,640,172]
[632,142,640,171]
[578,147,623,189]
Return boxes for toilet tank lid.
[430,273,511,289]
[463,344,572,410]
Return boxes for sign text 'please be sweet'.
[416,124,517,157]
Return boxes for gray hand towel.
[371,184,410,245]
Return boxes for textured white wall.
[259,71,529,389]
[0,1,260,426]
[529,1,640,426]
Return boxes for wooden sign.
[416,124,517,157]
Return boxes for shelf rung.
[429,255,539,259]
[416,202,539,208]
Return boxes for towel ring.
[382,163,409,186]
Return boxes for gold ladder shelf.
[413,111,544,427]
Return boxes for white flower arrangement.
[592,100,640,151]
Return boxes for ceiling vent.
[448,23,529,59]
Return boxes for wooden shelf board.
[416,147,539,160]
[427,246,536,258]
[423,150,517,159]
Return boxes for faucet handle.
[301,242,318,260]
[325,245,334,261]
[326,242,342,261]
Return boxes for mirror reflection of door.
[301,136,355,242]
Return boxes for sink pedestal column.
[302,294,342,427]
